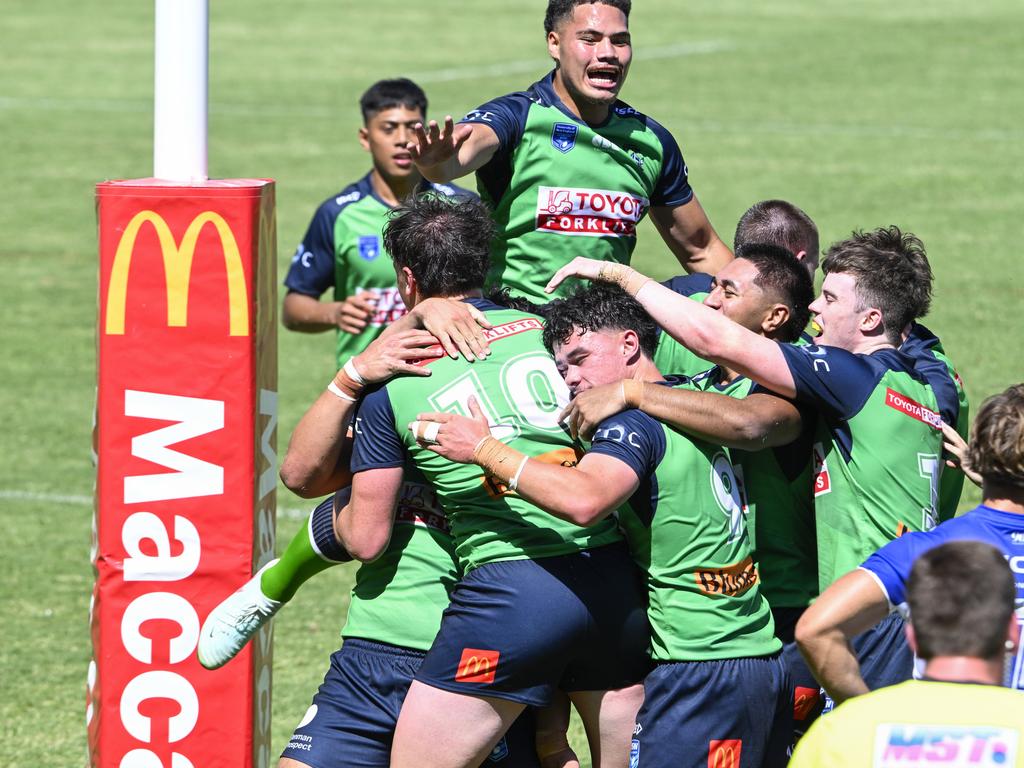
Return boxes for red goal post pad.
[91,179,277,768]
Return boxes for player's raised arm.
[649,195,733,276]
[411,398,640,525]
[407,116,499,183]
[545,258,797,398]
[562,381,802,448]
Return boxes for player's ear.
[762,303,790,336]
[621,329,641,361]
[547,30,561,65]
[859,307,884,334]
[358,125,371,152]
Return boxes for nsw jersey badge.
[358,235,380,260]
[551,122,578,154]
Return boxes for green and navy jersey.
[587,393,780,662]
[344,466,458,651]
[284,174,472,367]
[900,322,969,521]
[778,343,954,590]
[684,367,818,609]
[460,72,694,302]
[350,298,622,573]
[651,273,716,378]
[860,504,1024,689]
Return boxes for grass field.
[1,0,1022,765]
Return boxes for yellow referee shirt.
[791,680,1024,767]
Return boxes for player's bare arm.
[407,116,500,183]
[546,257,796,397]
[282,290,376,334]
[562,382,802,448]
[334,466,405,562]
[794,569,891,704]
[649,195,733,276]
[279,328,440,497]
[412,397,639,525]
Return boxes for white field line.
[0,40,731,117]
[0,489,308,520]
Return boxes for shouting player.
[406,0,732,301]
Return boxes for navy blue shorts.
[282,638,540,767]
[416,543,651,706]
[632,655,792,768]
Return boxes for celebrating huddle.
[197,1,1023,766]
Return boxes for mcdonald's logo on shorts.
[105,209,250,336]
[707,739,742,768]
[793,685,821,721]
[455,648,500,684]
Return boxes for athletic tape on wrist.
[327,381,357,402]
[473,436,527,486]
[344,357,366,385]
[508,455,530,492]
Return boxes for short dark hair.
[968,384,1024,488]
[907,540,1015,661]
[359,78,427,123]
[821,226,933,343]
[734,200,820,272]
[382,194,494,298]
[734,243,814,343]
[542,283,657,357]
[544,0,631,34]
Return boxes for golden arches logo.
[105,210,249,336]
[708,740,741,768]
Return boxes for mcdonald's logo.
[105,210,249,336]
[454,648,500,684]
[793,685,821,721]
[707,739,741,768]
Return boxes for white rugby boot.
[198,559,282,669]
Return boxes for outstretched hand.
[409,396,493,463]
[351,329,442,384]
[407,116,473,170]
[559,381,631,440]
[544,257,610,294]
[940,421,981,487]
[410,297,492,361]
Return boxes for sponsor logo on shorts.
[551,122,579,153]
[793,686,821,721]
[695,556,758,597]
[872,724,1018,766]
[535,186,649,238]
[630,739,640,768]
[812,441,831,497]
[455,648,500,683]
[885,388,942,429]
[708,739,742,768]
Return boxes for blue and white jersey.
[861,504,1024,689]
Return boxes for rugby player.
[405,0,732,302]
[547,227,951,693]
[282,78,472,366]
[417,284,792,768]
[796,383,1024,701]
[791,540,1024,767]
[345,194,650,768]
[651,198,819,379]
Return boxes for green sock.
[260,497,351,603]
